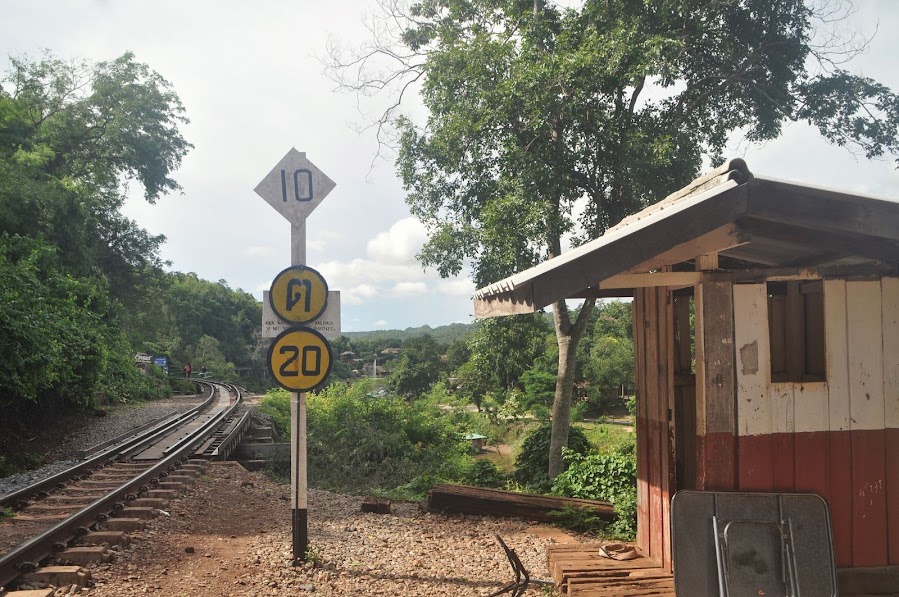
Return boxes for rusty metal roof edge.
[750,174,899,206]
[473,177,743,300]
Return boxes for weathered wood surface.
[546,543,674,596]
[424,484,614,523]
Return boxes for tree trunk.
[548,297,596,480]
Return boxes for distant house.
[463,433,488,453]
[473,158,899,584]
[339,350,356,363]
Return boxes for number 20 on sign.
[267,327,333,392]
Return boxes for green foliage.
[520,369,556,412]
[259,388,292,439]
[3,50,191,202]
[339,0,899,486]
[625,395,637,417]
[552,448,637,502]
[304,379,467,497]
[386,334,444,398]
[461,459,509,489]
[552,445,638,541]
[548,505,608,534]
[514,423,590,492]
[579,423,635,456]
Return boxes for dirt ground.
[76,461,579,597]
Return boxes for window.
[767,281,825,383]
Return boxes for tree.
[0,51,192,310]
[328,0,899,479]
[387,334,444,397]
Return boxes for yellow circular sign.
[267,327,333,392]
[269,265,329,323]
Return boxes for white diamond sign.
[254,148,336,224]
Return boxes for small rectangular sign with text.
[262,290,340,338]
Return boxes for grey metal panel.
[722,521,786,597]
[781,494,837,597]
[671,490,837,597]
[671,491,720,596]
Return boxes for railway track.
[0,381,251,595]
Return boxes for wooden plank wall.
[633,287,675,571]
[733,277,899,567]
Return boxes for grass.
[576,421,635,455]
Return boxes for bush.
[305,380,467,497]
[461,459,509,489]
[551,444,638,541]
[259,388,291,438]
[513,423,590,492]
[548,505,608,534]
[625,395,637,417]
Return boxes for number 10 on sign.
[267,327,333,392]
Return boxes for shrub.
[305,380,467,497]
[461,459,509,489]
[551,444,638,541]
[259,388,291,438]
[625,395,637,417]
[548,505,608,534]
[513,423,590,492]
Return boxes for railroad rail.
[0,380,251,592]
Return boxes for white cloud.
[436,278,476,297]
[366,217,427,263]
[316,258,430,292]
[341,283,380,305]
[373,319,389,328]
[245,245,276,257]
[308,230,344,252]
[391,281,429,297]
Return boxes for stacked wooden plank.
[547,543,675,596]
[425,484,615,522]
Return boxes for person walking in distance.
[184,363,192,378]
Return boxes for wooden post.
[694,273,737,490]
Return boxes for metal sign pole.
[254,148,336,566]
[291,220,308,563]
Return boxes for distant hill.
[343,322,477,345]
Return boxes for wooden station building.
[473,159,899,577]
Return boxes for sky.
[2,1,898,332]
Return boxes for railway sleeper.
[110,507,157,520]
[145,489,177,500]
[128,498,167,509]
[97,518,145,532]
[0,588,56,597]
[19,565,90,590]
[79,531,129,547]
[55,546,114,565]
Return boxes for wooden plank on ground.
[425,484,614,523]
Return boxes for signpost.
[262,290,341,339]
[269,265,329,324]
[268,327,333,392]
[255,147,337,563]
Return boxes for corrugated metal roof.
[473,160,899,318]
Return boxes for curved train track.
[0,380,251,593]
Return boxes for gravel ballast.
[82,462,571,596]
[3,395,583,595]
